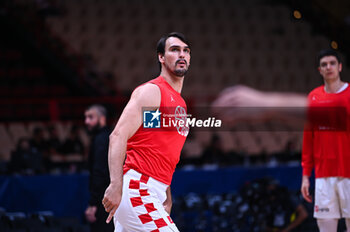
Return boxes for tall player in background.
[102,32,190,232]
[212,49,350,231]
[301,49,350,232]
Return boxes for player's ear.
[158,53,164,64]
[339,62,342,72]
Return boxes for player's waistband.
[125,169,168,192]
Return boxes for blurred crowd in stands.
[1,0,349,231]
[2,176,329,232]
[179,132,301,169]
[2,123,302,176]
[6,125,85,175]
[172,177,316,232]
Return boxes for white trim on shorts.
[314,177,350,219]
[114,169,179,232]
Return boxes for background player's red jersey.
[302,84,350,178]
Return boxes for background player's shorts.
[314,177,350,219]
[113,169,179,232]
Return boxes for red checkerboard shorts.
[113,169,179,232]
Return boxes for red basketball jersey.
[302,84,350,178]
[124,76,188,185]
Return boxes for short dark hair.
[317,49,341,66]
[156,32,190,56]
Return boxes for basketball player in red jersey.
[102,32,190,231]
[301,49,350,232]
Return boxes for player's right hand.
[301,175,312,203]
[102,183,122,224]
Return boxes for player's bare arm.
[102,83,161,223]
[212,85,307,124]
[213,85,307,108]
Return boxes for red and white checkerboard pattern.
[114,170,179,232]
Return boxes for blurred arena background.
[0,0,350,231]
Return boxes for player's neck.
[160,71,184,94]
[324,78,345,93]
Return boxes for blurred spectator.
[61,125,84,155]
[264,180,308,232]
[46,125,62,155]
[201,134,228,166]
[84,105,113,232]
[237,178,308,232]
[9,137,43,174]
[30,127,48,155]
[171,177,309,231]
[179,132,203,167]
[279,139,301,164]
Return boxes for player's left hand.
[102,183,122,224]
[163,199,172,215]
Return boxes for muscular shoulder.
[131,83,161,108]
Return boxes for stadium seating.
[1,1,349,231]
[4,0,334,169]
[0,210,89,232]
[44,0,340,99]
